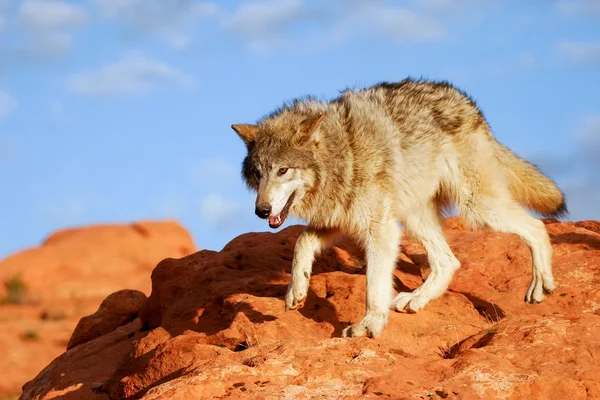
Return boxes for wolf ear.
[297,114,325,145]
[231,124,258,147]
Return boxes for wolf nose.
[255,203,272,219]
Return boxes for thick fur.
[232,78,567,338]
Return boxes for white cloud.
[97,0,146,17]
[412,0,455,11]
[555,0,600,17]
[0,0,6,34]
[0,89,17,119]
[33,31,73,55]
[362,7,444,42]
[13,0,88,57]
[411,0,492,13]
[223,0,447,54]
[224,0,305,37]
[19,0,87,29]
[97,0,217,20]
[223,0,306,53]
[96,0,218,49]
[68,55,196,96]
[315,3,445,49]
[200,193,241,226]
[558,41,600,64]
[0,0,8,29]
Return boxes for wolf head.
[231,113,325,229]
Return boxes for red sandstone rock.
[20,217,600,399]
[0,221,196,398]
[67,289,147,349]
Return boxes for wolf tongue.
[268,215,281,225]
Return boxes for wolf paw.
[525,272,555,304]
[392,292,430,313]
[285,281,307,311]
[342,314,386,338]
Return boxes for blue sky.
[0,0,599,258]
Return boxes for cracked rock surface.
[20,217,600,399]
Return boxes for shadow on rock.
[550,232,600,250]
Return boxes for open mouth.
[267,191,296,229]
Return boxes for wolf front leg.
[285,227,337,310]
[343,220,401,338]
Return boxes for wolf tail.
[494,141,568,219]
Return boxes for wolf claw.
[392,292,429,313]
[342,314,385,338]
[524,272,555,304]
[285,296,305,310]
[284,288,306,311]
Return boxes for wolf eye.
[278,168,289,176]
[253,170,261,182]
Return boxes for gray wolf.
[231,78,567,338]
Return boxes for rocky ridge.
[19,217,600,399]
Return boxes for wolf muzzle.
[255,202,272,219]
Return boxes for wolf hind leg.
[462,195,555,303]
[343,220,400,338]
[393,203,461,313]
